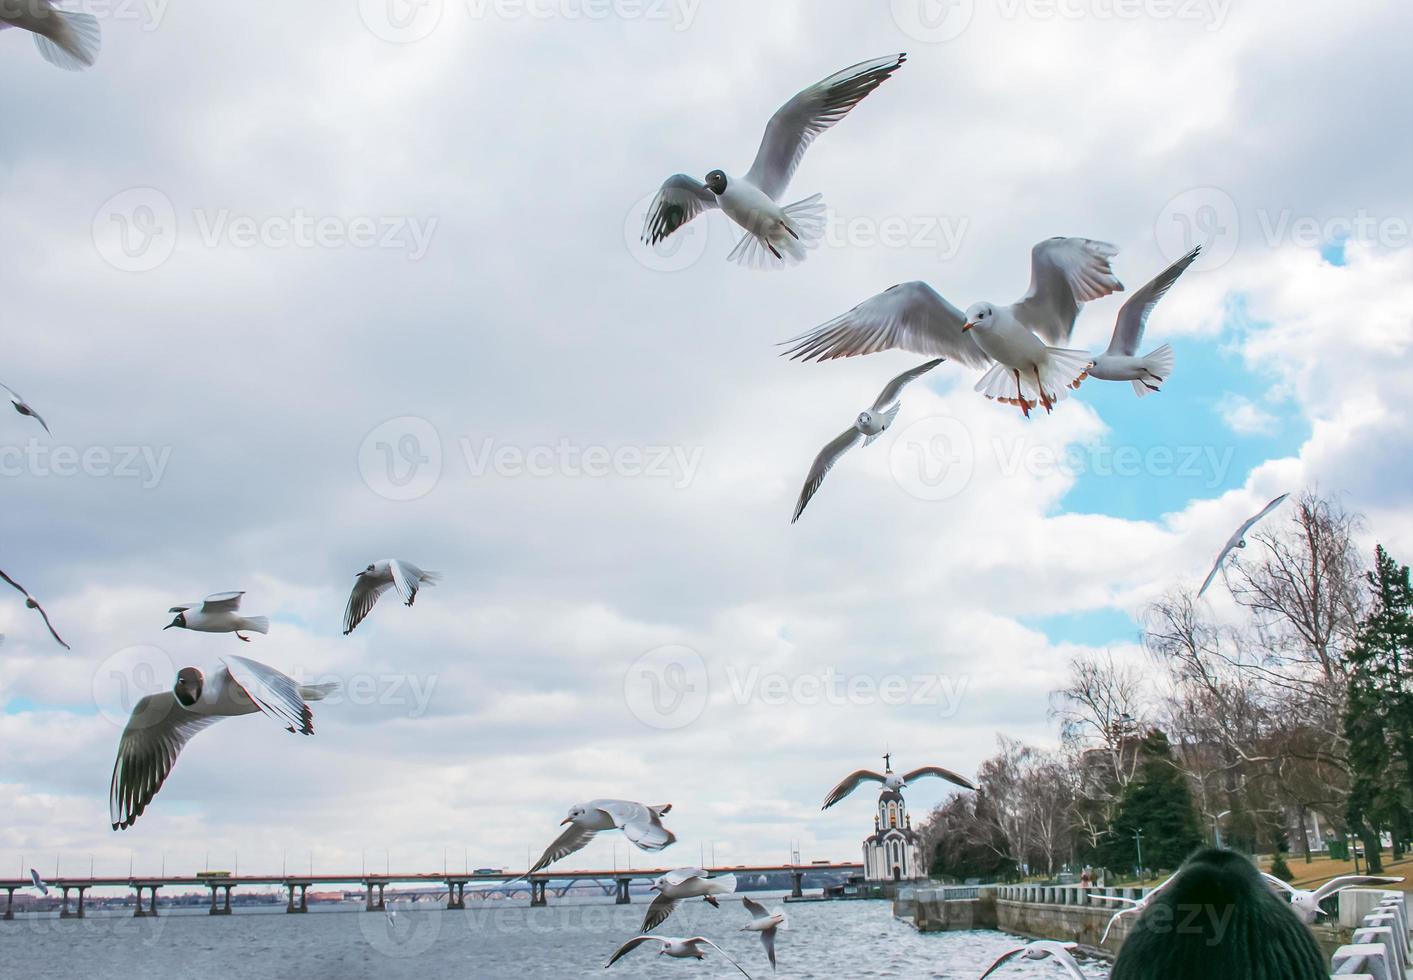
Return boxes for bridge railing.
[990,883,1151,907]
[1329,890,1409,980]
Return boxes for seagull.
[980,940,1088,979]
[791,358,944,522]
[642,868,737,933]
[740,896,786,971]
[821,754,976,809]
[605,935,753,977]
[782,237,1123,417]
[29,869,48,896]
[1262,873,1404,924]
[0,382,51,434]
[343,559,440,635]
[641,54,907,270]
[1092,871,1181,944]
[0,0,100,70]
[1088,246,1200,397]
[526,800,675,876]
[165,591,270,641]
[0,568,69,650]
[1197,493,1291,597]
[108,655,339,830]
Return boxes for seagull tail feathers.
[710,872,737,895]
[241,616,271,635]
[299,681,341,701]
[726,194,827,270]
[33,11,101,70]
[1131,343,1174,398]
[975,348,1091,416]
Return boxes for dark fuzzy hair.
[1111,848,1328,980]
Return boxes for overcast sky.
[1,0,1411,880]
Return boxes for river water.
[0,893,1112,979]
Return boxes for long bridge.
[0,862,863,919]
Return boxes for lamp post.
[1133,829,1146,882]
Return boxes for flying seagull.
[782,237,1122,416]
[29,869,48,896]
[526,800,675,877]
[0,568,69,650]
[0,0,99,69]
[1262,872,1404,924]
[642,54,907,270]
[165,591,270,641]
[642,868,737,933]
[1092,871,1181,944]
[1088,246,1201,396]
[740,896,787,971]
[109,655,338,830]
[0,382,51,434]
[1196,493,1291,597]
[822,755,975,809]
[980,940,1088,979]
[343,559,440,634]
[605,935,753,977]
[791,358,944,522]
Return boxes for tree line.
[921,493,1413,881]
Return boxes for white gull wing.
[871,358,946,411]
[641,892,681,932]
[388,560,426,605]
[527,821,599,876]
[596,799,676,851]
[605,935,666,968]
[199,591,246,614]
[684,937,754,979]
[343,575,393,635]
[29,869,47,895]
[1105,246,1201,357]
[902,764,977,791]
[1012,237,1124,344]
[745,54,907,201]
[220,656,315,735]
[979,947,1027,979]
[780,281,989,366]
[0,381,51,434]
[791,428,865,525]
[741,895,770,918]
[109,694,224,830]
[642,175,718,246]
[821,769,886,809]
[1310,875,1404,902]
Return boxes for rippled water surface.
[2,894,1112,979]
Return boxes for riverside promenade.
[895,883,1410,978]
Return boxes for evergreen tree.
[1343,545,1413,873]
[1103,731,1204,872]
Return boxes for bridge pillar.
[615,878,632,905]
[60,885,87,919]
[3,887,14,921]
[530,879,548,907]
[208,884,234,915]
[791,872,804,899]
[446,881,465,910]
[286,883,308,913]
[132,885,159,917]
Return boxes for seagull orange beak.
[560,818,573,826]
[961,321,975,332]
